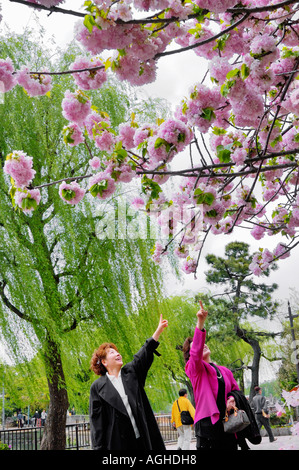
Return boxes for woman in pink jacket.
[183,301,240,450]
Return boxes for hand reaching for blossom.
[152,314,168,341]
[196,300,208,330]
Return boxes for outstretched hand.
[152,314,168,341]
[196,300,208,330]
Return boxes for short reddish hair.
[183,336,193,364]
[90,342,119,376]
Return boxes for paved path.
[166,434,299,450]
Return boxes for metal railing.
[0,425,44,450]
[0,415,190,450]
[0,423,91,451]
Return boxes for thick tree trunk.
[40,336,69,450]
[234,324,261,401]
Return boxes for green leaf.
[226,69,240,80]
[220,80,235,97]
[240,63,250,80]
[89,180,108,197]
[216,145,232,163]
[193,188,215,206]
[21,197,37,211]
[141,176,162,201]
[154,137,173,153]
[61,188,76,201]
[212,127,227,136]
[83,14,96,33]
[205,209,218,218]
[201,107,216,121]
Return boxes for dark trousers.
[196,433,238,450]
[255,413,275,441]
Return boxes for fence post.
[76,425,79,451]
[34,426,38,450]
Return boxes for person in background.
[41,409,47,426]
[183,301,240,450]
[17,411,23,428]
[171,388,195,450]
[251,386,277,443]
[89,314,168,451]
[33,410,40,427]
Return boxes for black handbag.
[176,400,194,425]
[223,406,250,433]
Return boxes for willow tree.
[0,32,171,449]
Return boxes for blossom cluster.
[281,385,299,441]
[26,0,65,6]
[59,90,193,202]
[70,56,107,90]
[282,386,299,408]
[3,0,299,275]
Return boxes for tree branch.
[0,280,32,323]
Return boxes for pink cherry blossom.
[14,188,41,214]
[194,0,238,14]
[0,58,16,92]
[114,54,157,86]
[94,130,116,152]
[16,66,52,97]
[118,122,136,150]
[174,245,189,258]
[3,151,36,188]
[131,197,145,210]
[71,56,107,90]
[89,157,101,170]
[88,171,116,199]
[107,160,134,183]
[62,90,91,126]
[62,123,84,146]
[84,111,111,139]
[251,225,265,240]
[75,21,133,56]
[26,0,65,6]
[59,181,85,205]
[182,257,197,274]
[152,241,165,264]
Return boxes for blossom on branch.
[4,0,299,276]
[59,181,85,205]
[14,188,41,214]
[0,58,16,92]
[71,56,107,90]
[62,89,91,125]
[3,151,36,188]
[16,66,52,96]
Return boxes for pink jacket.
[185,327,239,425]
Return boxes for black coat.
[227,390,261,445]
[89,337,166,451]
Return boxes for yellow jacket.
[171,396,195,428]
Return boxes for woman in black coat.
[89,315,168,451]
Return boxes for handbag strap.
[176,400,181,412]
[224,406,238,422]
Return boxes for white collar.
[106,369,122,381]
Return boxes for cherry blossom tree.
[2,0,299,278]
